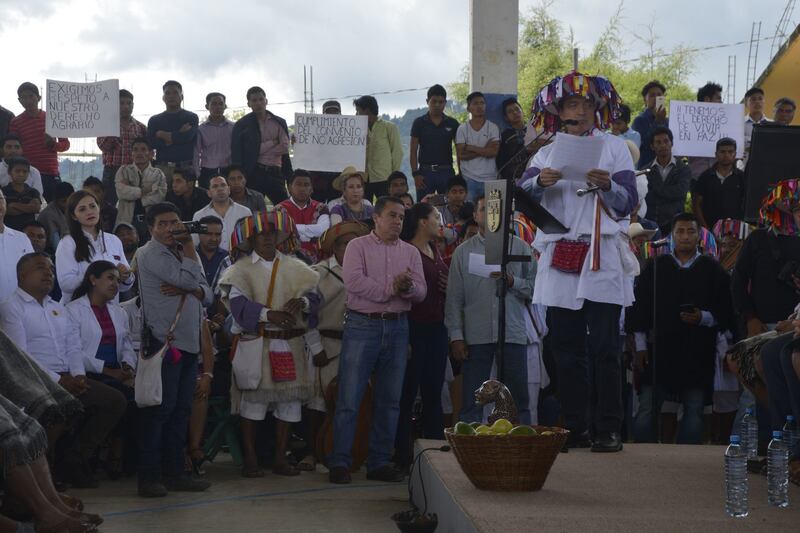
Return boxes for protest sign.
[293,113,368,172]
[669,101,745,158]
[45,79,120,137]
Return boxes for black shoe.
[366,465,405,482]
[591,432,623,453]
[138,481,168,498]
[561,430,592,452]
[163,476,211,492]
[329,466,351,484]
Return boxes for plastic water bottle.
[782,415,799,457]
[741,408,758,459]
[767,430,789,508]
[724,435,749,517]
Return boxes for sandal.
[241,466,265,478]
[36,517,96,533]
[189,448,207,477]
[59,494,84,512]
[69,510,104,526]
[272,462,300,477]
[297,455,316,472]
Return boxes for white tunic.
[522,131,635,310]
[0,226,33,303]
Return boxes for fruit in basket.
[454,421,477,435]
[540,430,555,436]
[469,421,481,429]
[508,425,537,436]
[490,418,514,435]
[475,425,492,435]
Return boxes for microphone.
[576,185,601,197]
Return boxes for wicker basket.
[444,426,569,491]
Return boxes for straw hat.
[229,209,299,253]
[627,222,656,241]
[319,220,370,254]
[332,166,365,192]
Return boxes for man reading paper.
[518,71,637,453]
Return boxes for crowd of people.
[0,72,798,531]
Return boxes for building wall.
[758,34,800,125]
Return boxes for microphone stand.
[494,130,554,380]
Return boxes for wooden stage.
[412,439,800,533]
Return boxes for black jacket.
[628,254,732,394]
[731,229,800,323]
[644,158,692,228]
[231,111,292,178]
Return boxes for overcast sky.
[0,0,795,154]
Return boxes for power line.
[618,32,786,64]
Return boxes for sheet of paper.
[549,133,605,182]
[468,252,500,278]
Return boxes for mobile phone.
[429,194,447,206]
[679,304,695,313]
[655,96,666,112]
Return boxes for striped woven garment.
[229,208,299,253]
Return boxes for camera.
[171,221,209,235]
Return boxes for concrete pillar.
[469,0,519,128]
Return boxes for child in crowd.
[1,157,41,230]
[278,169,331,263]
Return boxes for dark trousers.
[198,167,227,190]
[40,174,61,203]
[249,165,288,204]
[761,332,800,437]
[548,301,623,435]
[365,181,389,203]
[137,351,198,482]
[71,376,127,460]
[418,166,455,197]
[394,320,448,465]
[102,165,120,206]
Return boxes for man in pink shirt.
[329,196,426,484]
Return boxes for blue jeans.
[329,312,409,471]
[138,350,198,482]
[394,321,448,465]
[634,385,705,444]
[464,176,487,203]
[418,166,455,197]
[459,343,530,425]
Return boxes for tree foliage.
[449,0,697,118]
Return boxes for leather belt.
[419,164,452,172]
[256,163,282,171]
[348,309,406,321]
[262,329,305,340]
[319,329,344,340]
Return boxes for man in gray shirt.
[445,193,536,424]
[135,202,212,498]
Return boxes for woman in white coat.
[56,190,134,303]
[66,260,137,479]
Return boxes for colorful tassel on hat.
[529,70,622,134]
[759,179,800,236]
